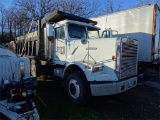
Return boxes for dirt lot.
[35,76,160,120]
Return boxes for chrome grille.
[120,41,138,79]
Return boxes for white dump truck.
[0,46,39,120]
[16,11,138,104]
[92,4,160,70]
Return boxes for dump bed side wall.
[16,31,39,57]
[92,4,157,62]
[15,26,46,59]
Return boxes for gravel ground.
[90,82,160,120]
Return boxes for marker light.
[50,39,54,43]
[112,55,115,60]
[85,65,91,69]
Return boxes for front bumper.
[90,77,137,96]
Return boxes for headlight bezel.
[85,63,104,72]
[92,65,103,72]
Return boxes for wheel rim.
[69,79,80,99]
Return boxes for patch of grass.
[35,79,104,119]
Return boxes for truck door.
[55,26,66,62]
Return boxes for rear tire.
[66,71,90,105]
[31,59,41,77]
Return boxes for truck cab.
[47,20,100,63]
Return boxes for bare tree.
[14,10,31,35]
[106,0,114,14]
[14,0,54,19]
[136,0,152,6]
[116,1,124,11]
[5,8,16,41]
[98,0,123,15]
[153,0,160,6]
[0,5,6,44]
[53,0,100,18]
[13,0,102,18]
[12,0,101,36]
[13,0,55,36]
[135,0,160,7]
[2,4,34,42]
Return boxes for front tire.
[66,71,90,105]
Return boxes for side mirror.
[101,28,118,38]
[46,23,54,43]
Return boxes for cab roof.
[56,20,100,30]
[41,10,97,27]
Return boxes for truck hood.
[68,38,118,64]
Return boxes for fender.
[62,61,92,80]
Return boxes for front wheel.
[66,71,91,105]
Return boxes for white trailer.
[15,11,138,105]
[92,4,160,66]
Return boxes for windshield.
[88,29,99,39]
[68,24,86,39]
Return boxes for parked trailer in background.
[92,4,160,70]
[15,11,138,105]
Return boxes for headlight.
[92,66,103,72]
[84,62,103,72]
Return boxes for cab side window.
[55,26,65,39]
